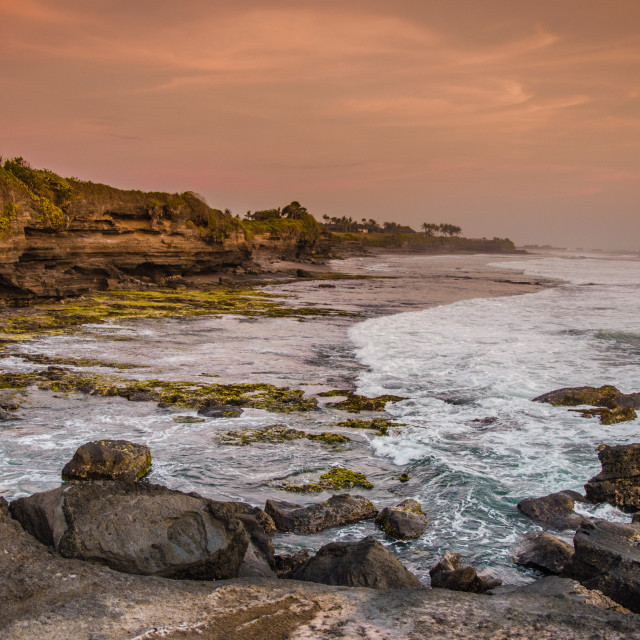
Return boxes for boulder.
[584,443,640,512]
[197,404,243,418]
[265,494,377,533]
[633,513,640,525]
[533,385,640,409]
[9,481,249,579]
[274,549,312,578]
[287,536,422,589]
[61,439,152,482]
[513,531,574,575]
[375,499,428,540]
[429,551,502,593]
[570,518,640,613]
[517,490,587,530]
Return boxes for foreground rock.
[2,505,639,640]
[9,481,249,579]
[517,490,588,530]
[429,551,502,593]
[60,439,152,481]
[286,536,422,589]
[265,494,377,533]
[570,518,640,613]
[514,576,629,613]
[375,499,428,540]
[513,531,574,575]
[584,443,640,512]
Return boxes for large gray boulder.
[61,440,151,482]
[375,499,428,540]
[570,518,640,613]
[584,443,640,512]
[513,531,574,575]
[265,493,377,533]
[9,481,249,579]
[287,536,422,589]
[517,490,588,530]
[429,551,502,593]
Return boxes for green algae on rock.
[220,424,350,446]
[335,417,403,436]
[0,368,318,413]
[534,385,640,425]
[319,390,407,413]
[280,467,373,493]
[11,353,145,370]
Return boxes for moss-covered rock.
[375,499,428,540]
[335,417,403,435]
[280,467,373,493]
[319,390,406,413]
[0,368,318,414]
[220,425,350,446]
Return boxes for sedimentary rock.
[60,439,151,482]
[274,550,312,578]
[265,494,377,533]
[513,531,575,575]
[429,551,502,593]
[375,498,428,540]
[514,576,629,613]
[287,536,422,589]
[570,518,640,613]
[9,481,249,579]
[517,490,588,530]
[584,443,640,512]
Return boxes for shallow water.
[1,252,638,584]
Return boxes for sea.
[1,250,639,585]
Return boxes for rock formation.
[513,531,575,575]
[517,490,588,530]
[584,443,640,512]
[375,498,428,540]
[265,494,377,533]
[429,551,502,593]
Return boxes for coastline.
[2,252,638,638]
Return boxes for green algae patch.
[14,353,145,370]
[280,467,373,493]
[569,406,637,425]
[335,417,403,436]
[0,286,356,343]
[398,473,411,482]
[319,390,407,413]
[3,368,317,413]
[220,424,350,446]
[172,416,206,424]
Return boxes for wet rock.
[517,490,588,530]
[287,536,422,589]
[514,576,629,613]
[429,551,502,593]
[375,499,428,540]
[570,518,640,613]
[633,513,640,525]
[237,542,276,578]
[533,385,640,409]
[9,481,249,580]
[584,443,640,512]
[265,493,377,533]
[513,531,574,575]
[197,404,243,418]
[61,440,151,482]
[279,467,373,492]
[274,549,312,577]
[533,386,640,424]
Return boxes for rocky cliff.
[0,159,323,300]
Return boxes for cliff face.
[0,160,321,299]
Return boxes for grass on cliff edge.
[0,287,356,342]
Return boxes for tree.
[282,201,309,219]
[421,222,439,236]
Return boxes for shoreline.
[2,252,639,638]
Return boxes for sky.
[1,0,639,249]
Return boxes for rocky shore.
[2,436,640,638]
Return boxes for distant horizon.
[1,1,638,250]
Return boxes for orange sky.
[1,0,639,249]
